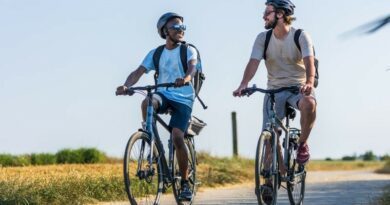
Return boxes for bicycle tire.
[286,138,306,205]
[123,131,163,205]
[172,137,197,205]
[255,131,279,205]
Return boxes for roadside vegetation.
[0,148,107,167]
[0,149,388,204]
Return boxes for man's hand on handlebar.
[233,84,248,97]
[116,85,132,96]
[174,78,191,87]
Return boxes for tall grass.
[0,164,125,205]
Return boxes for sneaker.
[261,183,273,205]
[297,143,310,165]
[179,180,192,201]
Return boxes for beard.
[264,18,277,30]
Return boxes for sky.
[0,0,389,159]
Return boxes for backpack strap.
[294,29,303,52]
[180,43,203,73]
[294,29,317,55]
[180,43,188,74]
[152,45,165,86]
[294,29,319,86]
[263,29,273,60]
[180,43,208,109]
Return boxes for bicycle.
[119,82,206,205]
[242,85,306,205]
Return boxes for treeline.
[0,148,107,167]
[326,150,390,161]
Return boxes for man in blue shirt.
[116,12,197,200]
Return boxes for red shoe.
[297,143,310,165]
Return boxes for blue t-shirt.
[141,45,198,108]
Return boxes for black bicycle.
[119,83,206,205]
[242,85,306,205]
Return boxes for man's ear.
[276,10,285,19]
[163,27,169,36]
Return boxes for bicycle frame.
[143,88,174,183]
[264,92,294,179]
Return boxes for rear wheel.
[123,131,163,205]
[287,135,306,205]
[255,131,279,205]
[172,137,197,205]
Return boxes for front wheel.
[172,137,197,205]
[123,131,163,205]
[255,131,279,205]
[287,138,306,205]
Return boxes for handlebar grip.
[126,89,135,96]
[241,88,254,96]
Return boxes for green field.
[0,153,387,205]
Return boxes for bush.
[56,148,107,164]
[380,154,390,161]
[31,153,57,165]
[78,148,106,163]
[0,148,108,166]
[342,155,356,161]
[0,154,30,167]
[56,149,84,164]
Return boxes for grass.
[0,153,388,204]
[307,160,385,171]
[0,164,125,205]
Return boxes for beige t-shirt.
[250,27,314,89]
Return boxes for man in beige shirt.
[233,0,316,166]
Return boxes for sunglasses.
[263,10,275,17]
[168,24,186,31]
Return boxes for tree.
[362,151,376,161]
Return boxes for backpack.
[263,29,319,87]
[152,42,207,109]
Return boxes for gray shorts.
[262,90,316,131]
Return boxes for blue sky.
[0,0,389,159]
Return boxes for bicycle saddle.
[286,103,296,119]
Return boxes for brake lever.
[127,89,135,96]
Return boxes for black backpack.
[263,29,319,87]
[152,43,207,109]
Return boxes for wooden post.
[232,111,238,157]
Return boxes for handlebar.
[118,82,190,96]
[242,85,300,96]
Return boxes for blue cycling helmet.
[265,0,295,16]
[157,12,184,39]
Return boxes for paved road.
[100,170,390,205]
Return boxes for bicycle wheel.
[287,138,306,205]
[255,131,279,205]
[172,137,197,205]
[123,131,163,205]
